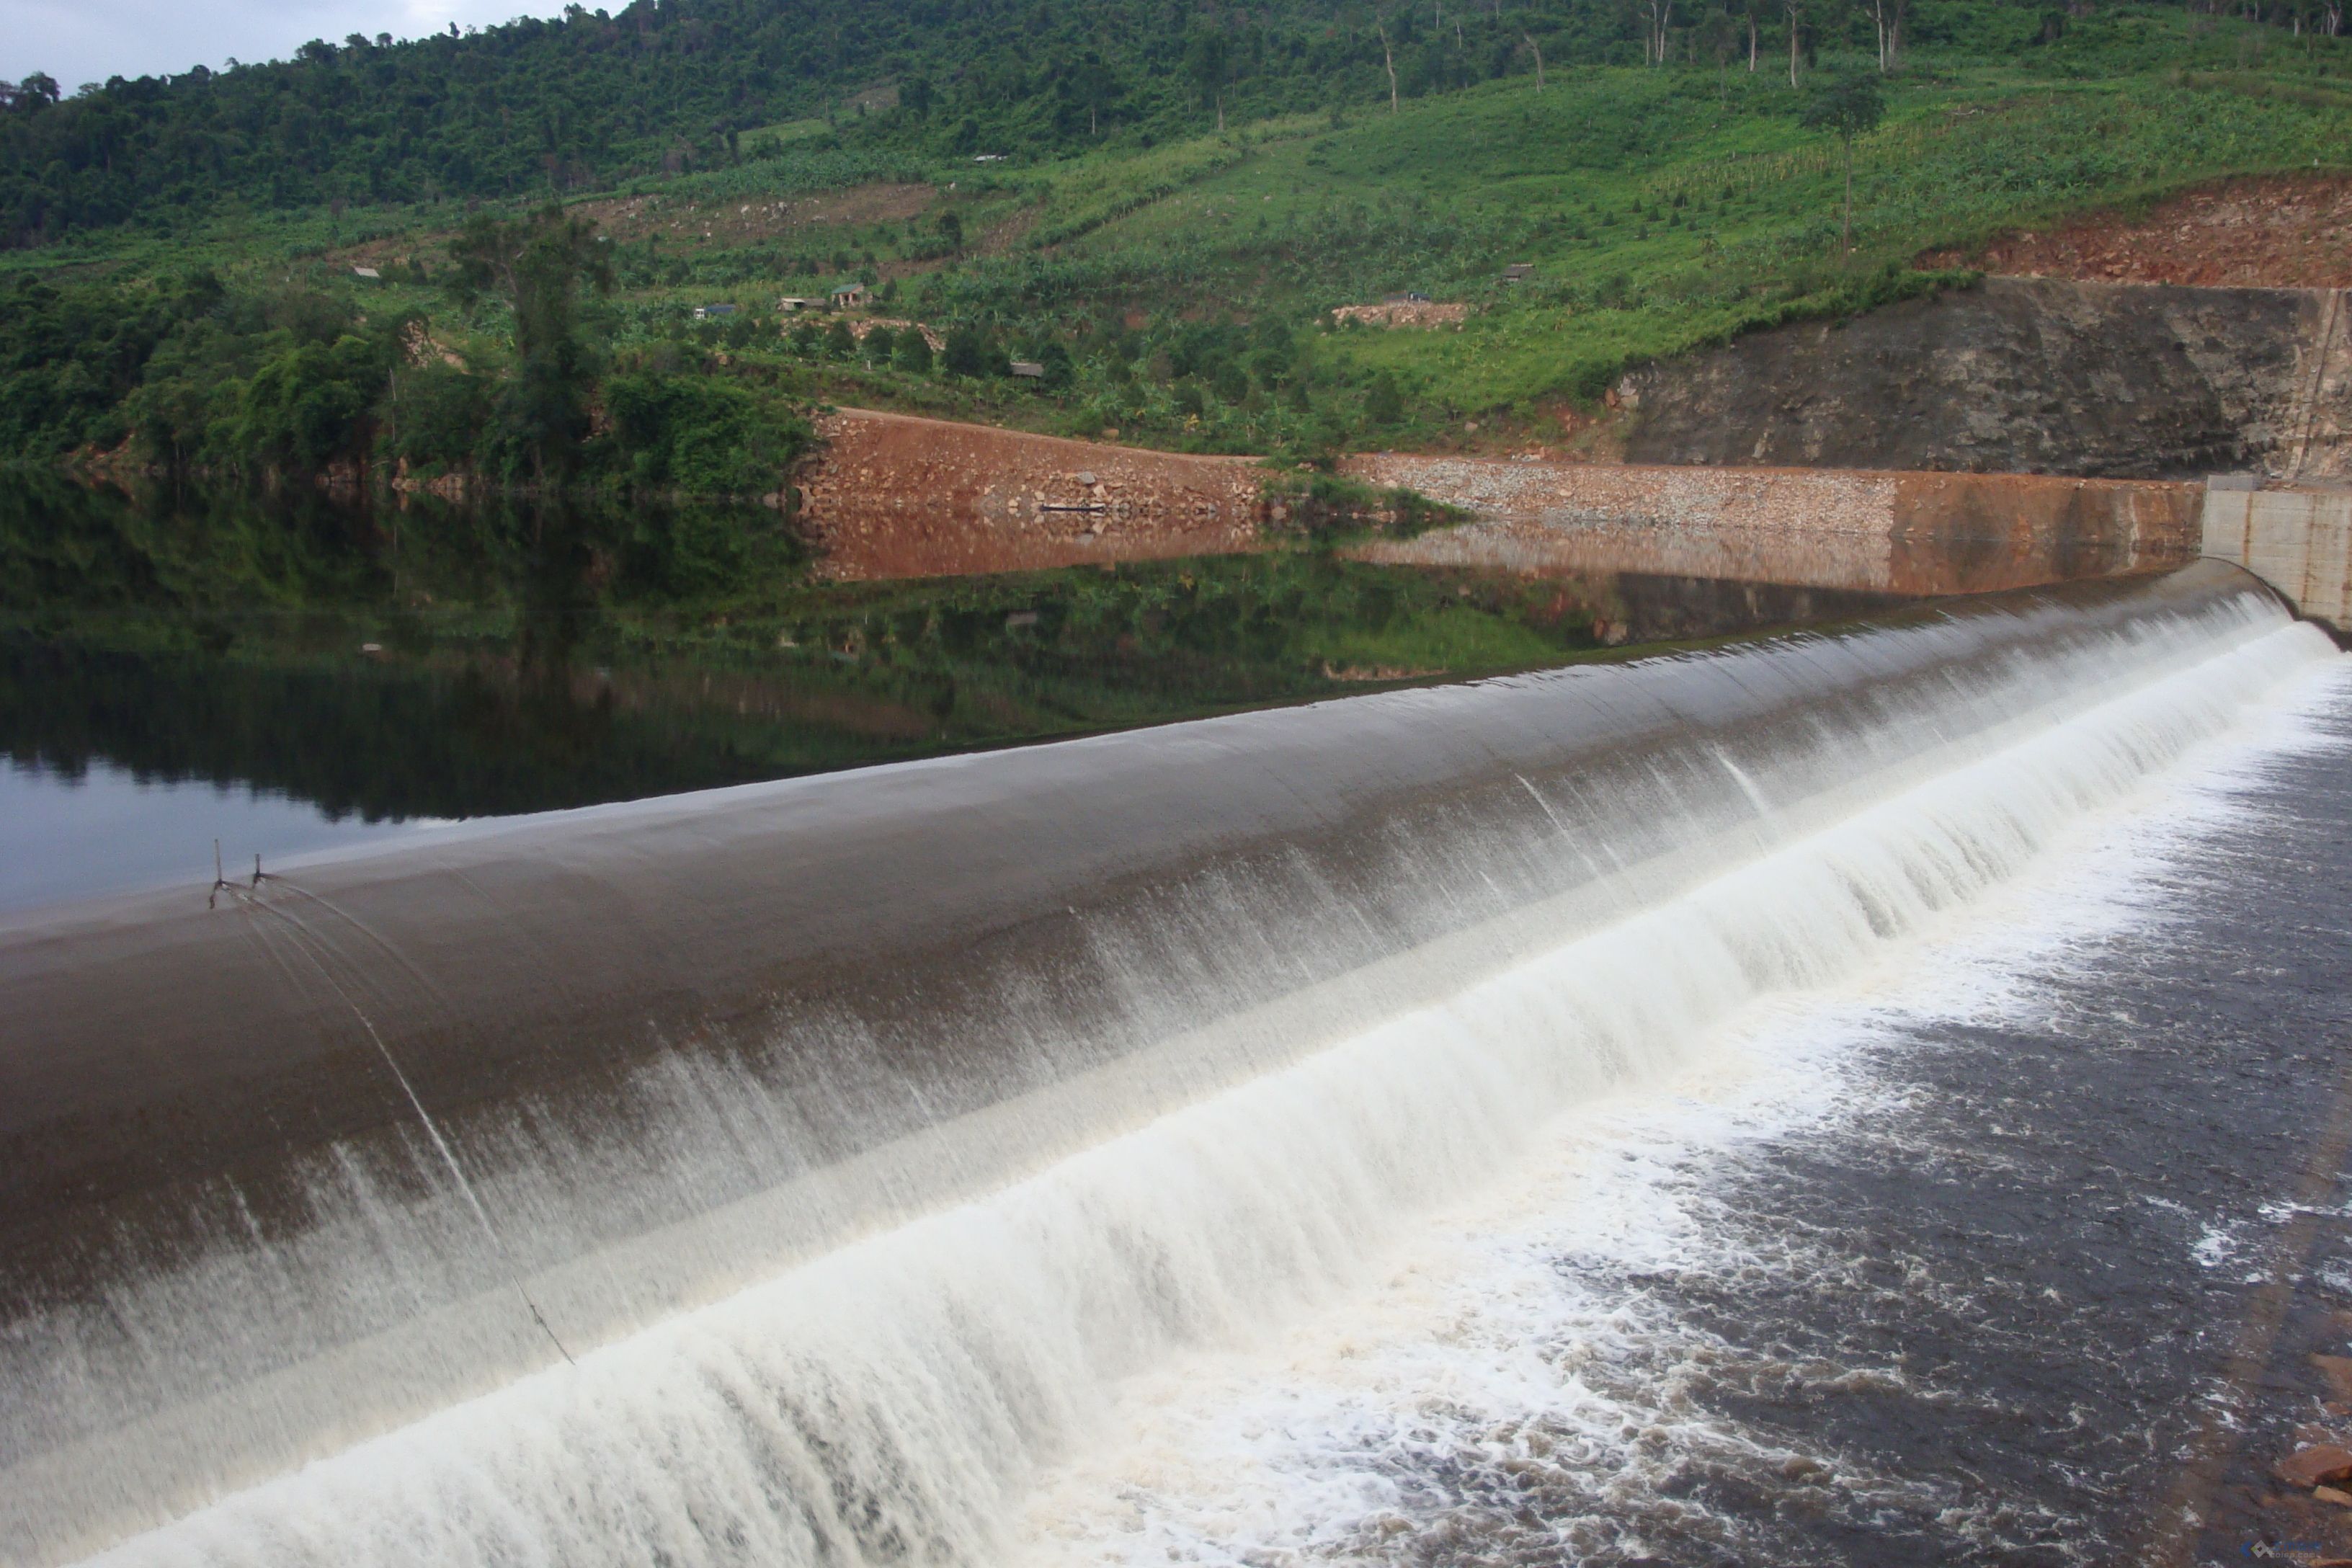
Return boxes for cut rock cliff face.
[1618,277,2351,482]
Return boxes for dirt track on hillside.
[576,183,934,246]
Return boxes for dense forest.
[3,0,2343,248]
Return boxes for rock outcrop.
[1618,277,2350,483]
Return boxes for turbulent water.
[1018,654,2352,1567]
[3,565,2346,1567]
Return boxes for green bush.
[387,365,494,470]
[601,371,811,495]
[940,324,1000,378]
[228,332,391,473]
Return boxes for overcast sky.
[5,0,574,94]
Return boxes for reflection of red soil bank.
[1340,453,2202,597]
[796,409,1267,581]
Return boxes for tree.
[1868,0,1910,69]
[941,324,996,378]
[894,329,934,375]
[1799,74,1884,257]
[1642,0,1677,63]
[1068,52,1120,135]
[1376,19,1400,111]
[1698,6,1741,97]
[1183,28,1231,132]
[447,203,614,486]
[233,335,388,472]
[1519,28,1546,87]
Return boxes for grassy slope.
[1004,35,2351,439]
[5,4,2348,460]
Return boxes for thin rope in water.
[217,874,576,1366]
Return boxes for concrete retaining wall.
[1340,453,2203,597]
[2201,478,2352,631]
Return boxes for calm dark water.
[0,476,1907,911]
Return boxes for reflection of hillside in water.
[1,476,1935,837]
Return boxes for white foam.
[1013,648,2352,1566]
[70,625,2349,1568]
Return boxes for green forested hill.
[4,0,2343,249]
[14,0,1607,247]
[1,0,2346,496]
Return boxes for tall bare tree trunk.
[1786,0,1802,86]
[1645,0,1676,61]
[1872,0,1907,70]
[1842,139,1853,254]
[1523,29,1546,85]
[1749,10,1758,68]
[1378,20,1399,110]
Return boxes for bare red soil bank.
[795,409,1265,580]
[1918,175,2352,290]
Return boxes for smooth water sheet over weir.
[0,562,2333,1565]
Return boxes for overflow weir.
[0,562,2338,1566]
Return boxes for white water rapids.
[15,585,2344,1567]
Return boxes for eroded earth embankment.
[1916,174,2352,293]
[796,408,1264,579]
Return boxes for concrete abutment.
[2201,477,2352,633]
